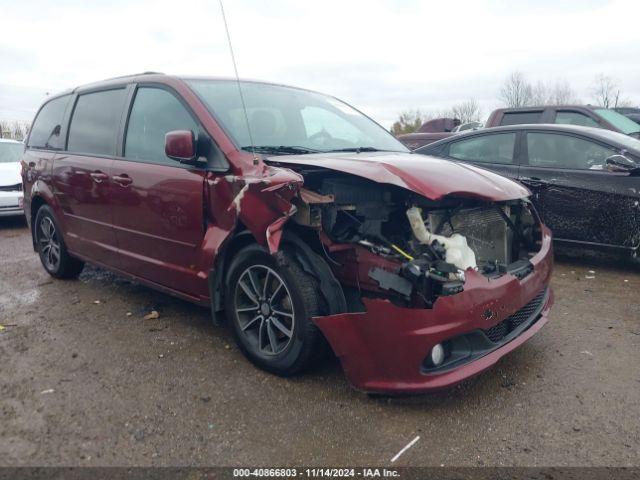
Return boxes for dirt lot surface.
[1,216,639,467]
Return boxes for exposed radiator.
[427,206,512,264]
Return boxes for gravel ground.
[1,216,639,467]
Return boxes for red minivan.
[22,73,554,394]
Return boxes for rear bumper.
[313,228,554,394]
[0,191,24,217]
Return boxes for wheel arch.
[29,195,49,250]
[208,224,347,325]
[208,226,260,324]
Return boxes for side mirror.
[165,130,196,162]
[605,154,639,173]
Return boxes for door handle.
[89,171,109,183]
[112,174,133,186]
[521,177,547,188]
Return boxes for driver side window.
[125,87,198,166]
[526,133,616,170]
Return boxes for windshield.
[186,79,408,154]
[595,108,640,135]
[0,142,23,163]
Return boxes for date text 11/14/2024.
[233,468,400,478]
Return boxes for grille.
[0,183,22,192]
[484,321,509,342]
[482,288,547,343]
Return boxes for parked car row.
[19,73,554,394]
[416,124,640,259]
[398,104,640,149]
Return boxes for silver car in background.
[0,139,25,217]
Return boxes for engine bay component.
[287,170,542,308]
[427,205,511,265]
[368,267,413,297]
[406,206,477,270]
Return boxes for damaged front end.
[283,165,554,394]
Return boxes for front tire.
[34,205,84,279]
[224,244,326,376]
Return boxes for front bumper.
[0,191,24,217]
[313,228,554,394]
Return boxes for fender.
[202,164,312,324]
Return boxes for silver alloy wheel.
[38,216,61,271]
[234,265,295,356]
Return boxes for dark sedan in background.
[416,125,640,259]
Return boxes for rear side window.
[448,133,517,164]
[124,87,198,165]
[555,111,600,128]
[27,95,70,150]
[501,111,542,126]
[67,89,127,156]
[527,133,616,170]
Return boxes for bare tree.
[451,99,481,124]
[0,120,10,139]
[390,109,424,135]
[530,81,549,106]
[591,74,630,108]
[0,120,30,140]
[532,80,580,105]
[498,71,533,108]
[548,79,580,105]
[11,121,27,141]
[500,73,580,107]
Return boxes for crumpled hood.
[0,162,22,187]
[267,151,529,201]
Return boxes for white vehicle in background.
[0,138,25,217]
[452,121,483,133]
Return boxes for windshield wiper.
[241,145,322,155]
[327,147,382,153]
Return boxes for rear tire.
[34,205,84,279]
[224,244,326,376]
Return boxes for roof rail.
[100,71,165,82]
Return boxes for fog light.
[429,343,445,367]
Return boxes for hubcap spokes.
[234,265,295,356]
[39,217,61,270]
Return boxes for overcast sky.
[1,0,639,127]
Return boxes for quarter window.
[554,111,600,128]
[526,133,616,170]
[27,95,70,150]
[125,88,198,165]
[67,89,127,156]
[448,133,517,164]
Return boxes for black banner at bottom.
[0,467,638,480]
